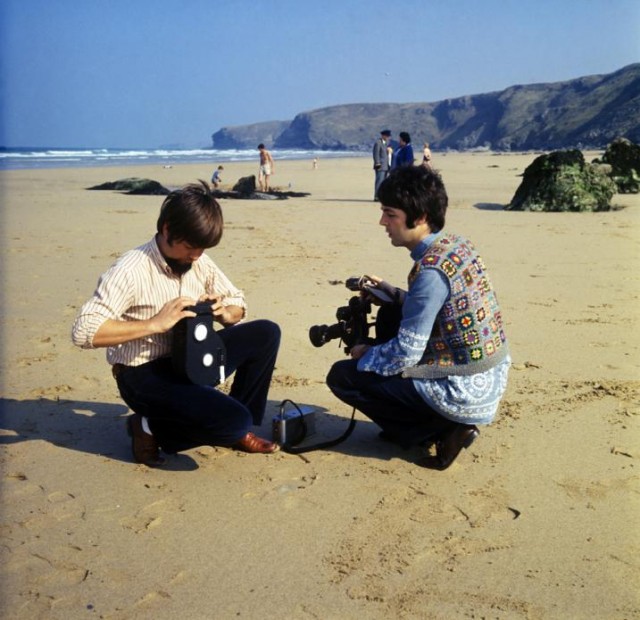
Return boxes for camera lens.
[309,325,329,347]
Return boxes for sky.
[1,0,638,149]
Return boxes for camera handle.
[277,399,357,455]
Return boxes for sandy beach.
[1,152,638,619]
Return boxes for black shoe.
[126,414,165,467]
[418,424,479,470]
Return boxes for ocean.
[0,147,367,170]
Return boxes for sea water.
[0,147,366,170]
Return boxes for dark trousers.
[326,303,455,447]
[326,359,455,448]
[374,169,388,199]
[115,320,280,453]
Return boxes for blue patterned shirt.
[357,234,510,424]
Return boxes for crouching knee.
[326,358,356,393]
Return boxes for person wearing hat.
[372,129,392,200]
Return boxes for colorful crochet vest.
[402,233,509,379]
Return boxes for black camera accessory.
[350,274,396,304]
[274,399,357,454]
[172,301,226,385]
[362,284,395,304]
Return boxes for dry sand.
[1,153,638,619]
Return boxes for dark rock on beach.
[594,137,640,194]
[209,174,310,200]
[87,177,170,195]
[232,175,256,195]
[210,189,311,201]
[506,149,616,212]
[88,175,309,201]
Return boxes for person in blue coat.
[393,132,415,169]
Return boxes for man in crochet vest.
[327,166,511,470]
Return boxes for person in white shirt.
[72,181,281,466]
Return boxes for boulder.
[232,175,256,196]
[506,150,616,212]
[595,137,640,193]
[87,177,170,195]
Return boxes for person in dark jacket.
[393,131,415,169]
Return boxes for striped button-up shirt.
[72,235,246,367]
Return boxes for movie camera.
[308,276,395,353]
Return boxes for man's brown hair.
[157,180,223,248]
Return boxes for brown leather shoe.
[419,424,479,471]
[126,414,166,467]
[234,432,280,454]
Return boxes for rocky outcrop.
[506,150,617,212]
[232,175,256,195]
[211,120,290,149]
[87,176,308,201]
[595,137,640,193]
[211,64,640,152]
[87,178,170,195]
[215,176,310,200]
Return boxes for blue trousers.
[115,319,280,453]
[327,359,455,448]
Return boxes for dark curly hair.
[377,166,448,231]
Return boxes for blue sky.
[1,0,638,148]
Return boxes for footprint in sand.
[29,384,74,398]
[119,498,182,534]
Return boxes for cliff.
[210,63,640,151]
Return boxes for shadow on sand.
[474,202,507,211]
[0,397,414,469]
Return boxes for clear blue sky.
[1,0,638,149]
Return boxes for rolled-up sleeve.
[71,267,133,349]
[208,263,247,318]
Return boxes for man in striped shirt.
[72,181,281,466]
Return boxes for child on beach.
[211,165,223,188]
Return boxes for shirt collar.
[148,234,177,276]
[411,231,441,261]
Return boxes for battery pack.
[272,405,316,447]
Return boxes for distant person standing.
[372,129,392,200]
[211,165,224,188]
[393,132,415,169]
[422,142,433,170]
[258,144,274,192]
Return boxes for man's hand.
[92,296,197,347]
[197,295,244,326]
[350,344,370,360]
[150,297,199,333]
[361,275,403,305]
